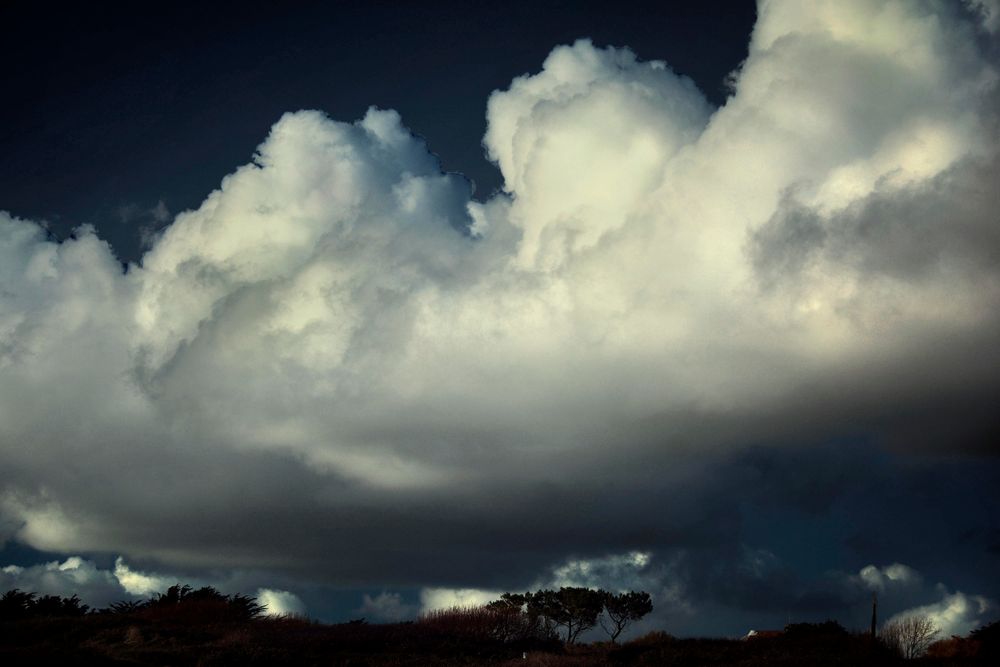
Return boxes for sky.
[1,0,999,638]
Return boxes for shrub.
[137,584,266,623]
[418,604,554,643]
[970,619,1000,658]
[107,599,145,614]
[0,589,89,618]
[783,620,848,639]
[926,635,979,658]
[624,630,674,647]
[0,589,36,620]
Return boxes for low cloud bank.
[1,555,307,618]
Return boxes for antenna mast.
[870,592,878,638]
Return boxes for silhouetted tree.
[483,592,556,642]
[107,600,145,614]
[970,619,1000,658]
[881,615,938,658]
[151,583,194,606]
[1,590,89,618]
[0,589,36,620]
[228,592,267,620]
[528,587,605,644]
[144,584,266,622]
[601,590,653,643]
[32,593,89,616]
[485,592,530,611]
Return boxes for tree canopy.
[487,587,653,644]
[602,590,653,643]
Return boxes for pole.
[870,592,878,638]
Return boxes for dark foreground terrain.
[2,588,998,665]
[2,616,998,666]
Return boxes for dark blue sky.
[0,0,754,262]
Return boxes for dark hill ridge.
[2,587,998,665]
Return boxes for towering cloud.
[1,0,998,632]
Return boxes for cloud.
[1,0,999,634]
[113,556,172,596]
[889,590,995,637]
[360,591,415,621]
[526,555,996,638]
[420,588,502,613]
[150,200,170,224]
[540,550,694,638]
[0,554,183,605]
[547,551,652,589]
[484,39,712,271]
[0,554,309,618]
[257,588,307,617]
[858,563,923,593]
[118,200,171,226]
[418,551,668,615]
[414,552,998,640]
[0,556,129,607]
[968,0,1000,33]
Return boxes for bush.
[782,620,849,641]
[0,589,36,620]
[137,584,266,623]
[624,630,674,647]
[926,635,979,658]
[970,619,1000,658]
[0,589,89,619]
[417,604,555,643]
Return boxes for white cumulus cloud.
[0,0,998,606]
[114,556,172,596]
[889,590,995,637]
[257,588,307,617]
